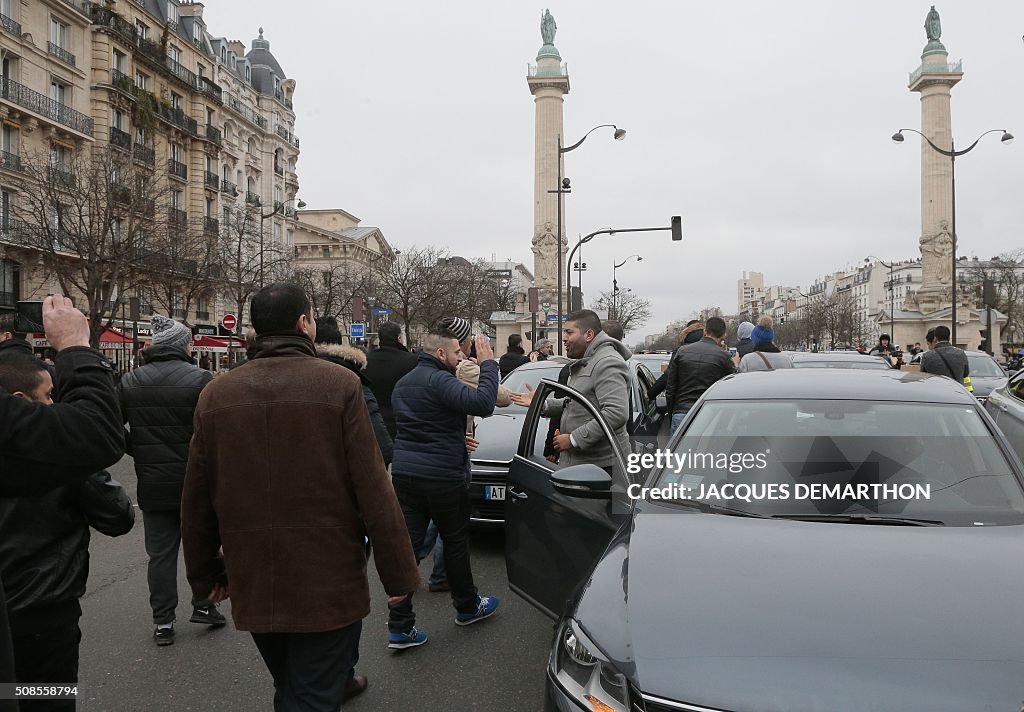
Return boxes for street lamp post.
[551,124,625,354]
[865,256,895,342]
[259,196,307,287]
[611,254,642,321]
[891,127,1012,345]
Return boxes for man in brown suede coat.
[181,283,419,712]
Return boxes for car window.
[502,365,564,406]
[1008,370,1024,402]
[522,383,617,475]
[967,354,1005,378]
[653,399,1024,526]
[635,363,655,414]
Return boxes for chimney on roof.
[178,1,204,19]
[228,40,246,57]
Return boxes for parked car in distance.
[965,350,1008,403]
[507,369,1024,712]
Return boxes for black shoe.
[153,626,175,646]
[341,675,368,703]
[190,604,227,627]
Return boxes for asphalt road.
[77,456,554,711]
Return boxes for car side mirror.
[655,394,668,414]
[551,464,612,499]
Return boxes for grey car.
[965,350,1008,403]
[986,368,1024,459]
[506,369,1024,712]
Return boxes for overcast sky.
[202,0,1024,340]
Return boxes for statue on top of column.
[924,6,942,42]
[541,9,557,45]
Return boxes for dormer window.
[166,1,179,26]
[244,65,250,81]
[192,21,201,44]
[220,46,226,63]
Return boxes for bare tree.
[14,145,175,345]
[215,203,292,328]
[293,260,369,325]
[960,251,1024,349]
[591,290,652,335]
[143,218,219,324]
[372,245,454,345]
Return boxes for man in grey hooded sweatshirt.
[511,310,630,472]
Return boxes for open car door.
[504,379,631,620]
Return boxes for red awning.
[192,335,245,353]
[99,326,133,344]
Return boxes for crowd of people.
[0,289,991,711]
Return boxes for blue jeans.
[418,520,447,585]
[671,411,689,433]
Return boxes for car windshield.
[793,360,890,370]
[968,355,1005,378]
[652,399,1024,526]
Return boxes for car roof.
[704,369,977,404]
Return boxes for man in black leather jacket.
[665,317,735,432]
[0,296,126,709]
[119,315,218,646]
[0,356,135,700]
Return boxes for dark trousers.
[251,621,361,712]
[12,621,80,712]
[143,510,210,624]
[388,476,478,633]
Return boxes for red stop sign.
[222,313,238,331]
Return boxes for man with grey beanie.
[120,315,219,645]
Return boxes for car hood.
[469,407,527,464]
[971,376,1007,397]
[575,506,1024,712]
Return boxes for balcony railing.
[133,144,155,166]
[47,165,75,187]
[205,124,222,144]
[109,126,131,150]
[0,77,93,135]
[138,197,155,217]
[111,184,132,205]
[165,56,197,88]
[274,125,301,150]
[110,68,139,97]
[168,207,187,226]
[203,216,218,234]
[204,171,219,190]
[58,0,91,17]
[245,191,261,206]
[221,179,237,196]
[92,7,137,43]
[198,76,222,102]
[0,151,22,173]
[168,159,187,180]
[0,13,21,37]
[225,94,267,129]
[48,42,76,67]
[158,105,197,135]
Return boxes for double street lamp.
[259,196,306,287]
[611,254,642,321]
[891,127,1013,345]
[864,255,895,341]
[551,124,626,354]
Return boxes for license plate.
[485,485,506,501]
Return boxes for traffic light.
[671,215,682,242]
[779,316,786,325]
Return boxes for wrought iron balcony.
[111,183,132,205]
[245,191,261,206]
[204,171,219,190]
[47,165,76,188]
[109,126,131,150]
[0,77,93,135]
[0,12,21,37]
[137,197,156,217]
[225,94,267,129]
[165,56,197,88]
[158,105,197,134]
[168,159,187,180]
[168,207,188,226]
[133,144,155,166]
[198,76,222,103]
[203,216,219,234]
[221,179,238,196]
[92,7,137,44]
[48,42,76,67]
[205,124,222,144]
[110,69,139,97]
[0,151,22,173]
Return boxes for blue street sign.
[350,323,365,339]
[545,314,570,322]
[372,308,392,315]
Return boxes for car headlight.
[552,620,630,712]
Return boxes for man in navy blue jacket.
[387,329,500,649]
